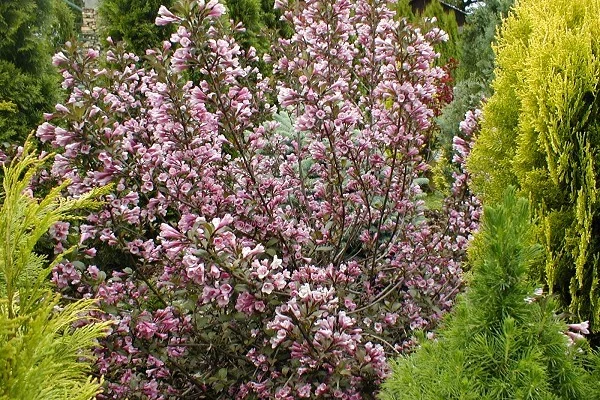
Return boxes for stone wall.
[81,2,99,48]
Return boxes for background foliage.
[419,0,460,68]
[0,0,77,144]
[98,0,289,57]
[393,0,461,69]
[436,0,514,150]
[98,0,176,55]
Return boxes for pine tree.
[379,188,600,400]
[468,0,600,333]
[49,0,78,51]
[0,140,112,400]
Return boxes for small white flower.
[261,282,274,294]
[297,283,311,299]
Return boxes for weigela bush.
[39,0,480,398]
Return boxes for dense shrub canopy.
[39,0,479,397]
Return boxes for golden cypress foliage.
[468,0,600,330]
[0,140,112,399]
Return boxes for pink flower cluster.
[40,0,480,398]
[444,109,482,254]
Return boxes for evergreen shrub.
[0,141,111,400]
[468,0,600,331]
[379,187,600,400]
[0,0,68,143]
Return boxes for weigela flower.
[155,5,182,26]
[568,321,590,335]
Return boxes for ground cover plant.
[39,0,480,397]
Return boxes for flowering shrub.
[39,0,479,398]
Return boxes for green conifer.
[436,0,514,149]
[468,0,600,332]
[98,0,176,55]
[392,0,415,20]
[379,188,600,400]
[0,140,112,400]
[97,0,288,58]
[421,0,461,67]
[0,0,71,143]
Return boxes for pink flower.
[37,122,55,142]
[211,214,234,231]
[235,292,257,314]
[568,321,590,335]
[256,264,269,279]
[86,48,100,59]
[55,103,69,113]
[52,51,69,66]
[315,383,328,396]
[242,244,264,258]
[297,384,311,398]
[159,223,184,240]
[206,0,226,18]
[87,265,100,279]
[566,330,585,343]
[155,5,181,26]
[186,262,205,284]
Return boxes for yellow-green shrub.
[468,0,600,330]
[0,141,111,400]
